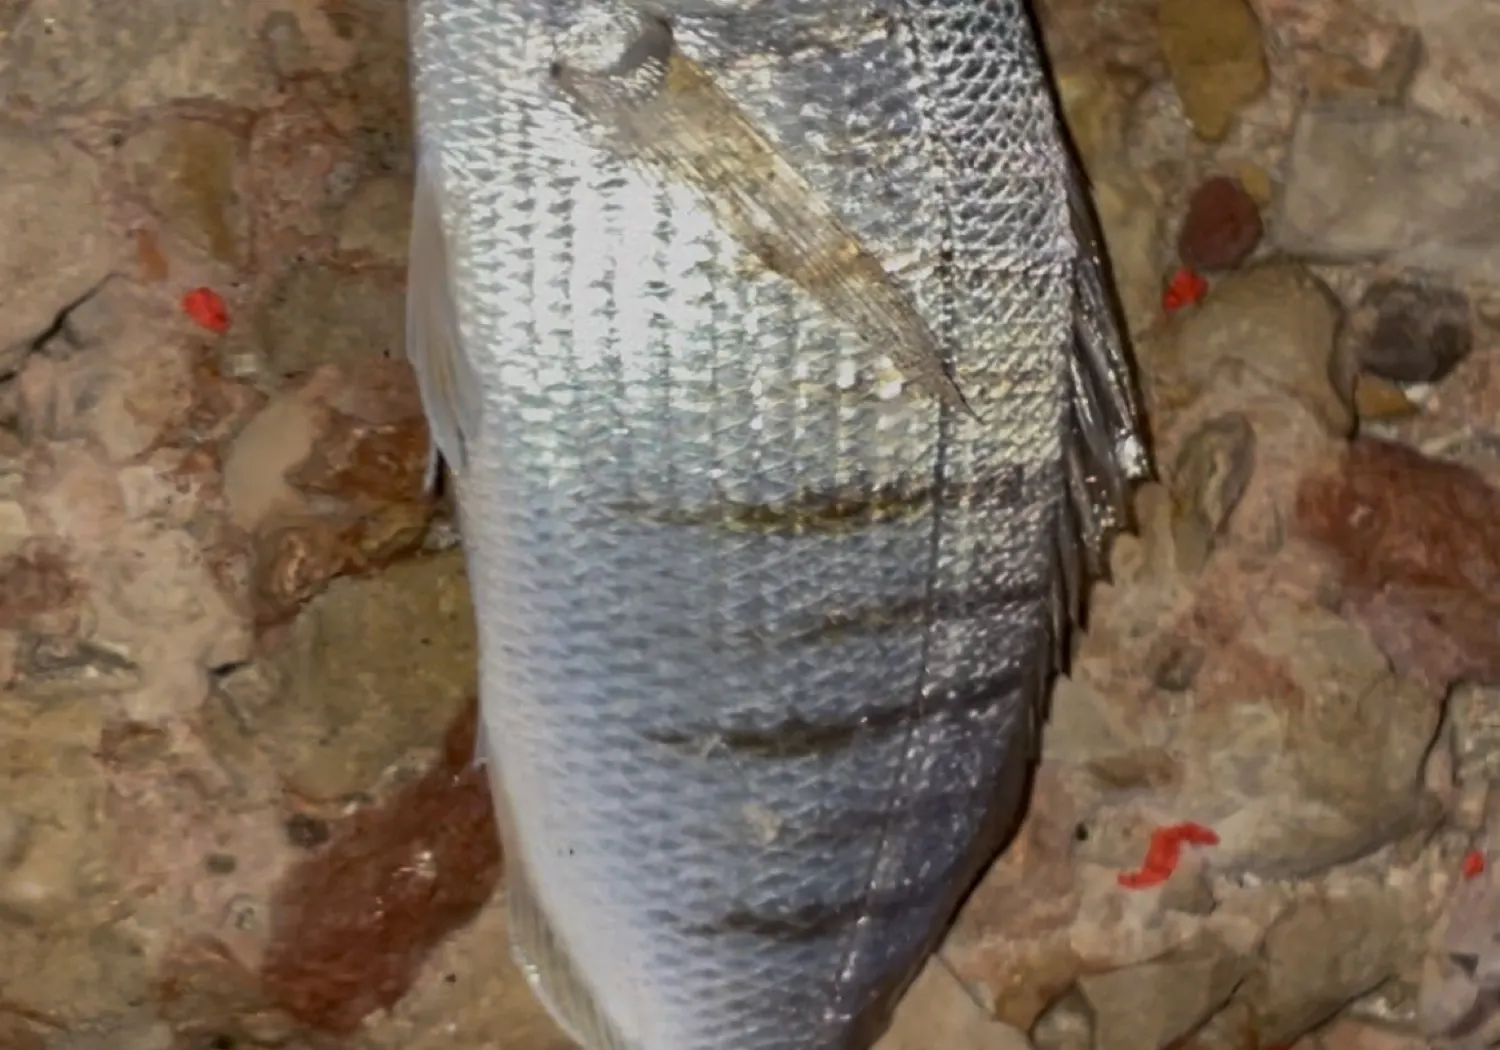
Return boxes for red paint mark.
[1117,822,1220,889]
[1463,850,1486,880]
[181,286,230,334]
[1162,266,1209,314]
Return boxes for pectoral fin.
[551,14,972,416]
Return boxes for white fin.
[406,151,483,487]
[507,855,636,1050]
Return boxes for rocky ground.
[3,0,1500,1048]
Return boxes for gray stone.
[1276,105,1500,281]
[0,127,113,373]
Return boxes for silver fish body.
[404,1,1149,1048]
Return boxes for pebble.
[1157,0,1269,142]
[1177,177,1262,272]
[1353,375,1419,422]
[1352,279,1473,385]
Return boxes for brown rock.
[251,517,352,624]
[1177,177,1262,271]
[244,98,360,268]
[1295,439,1500,688]
[1157,0,1268,142]
[259,702,501,1034]
[287,406,427,507]
[121,120,245,265]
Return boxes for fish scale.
[404,0,1150,1047]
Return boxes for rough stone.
[1157,0,1269,142]
[875,958,1034,1050]
[0,127,113,373]
[1168,412,1256,575]
[0,0,271,111]
[258,264,405,379]
[1152,262,1353,438]
[1398,0,1500,126]
[1076,937,1246,1050]
[121,120,245,265]
[337,175,413,263]
[1277,105,1500,281]
[252,550,476,800]
[1243,889,1410,1046]
[1351,278,1474,385]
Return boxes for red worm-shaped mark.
[181,286,230,334]
[1162,266,1208,314]
[1117,822,1220,889]
[1463,850,1486,880]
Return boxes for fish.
[403,0,1151,1047]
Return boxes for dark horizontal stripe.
[643,665,1028,761]
[600,466,1025,538]
[771,575,1048,649]
[680,847,982,944]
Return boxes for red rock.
[248,361,435,624]
[0,541,84,630]
[287,411,428,507]
[251,518,354,625]
[258,701,501,1034]
[1177,176,1263,271]
[1295,438,1500,688]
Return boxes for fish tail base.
[508,858,637,1050]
